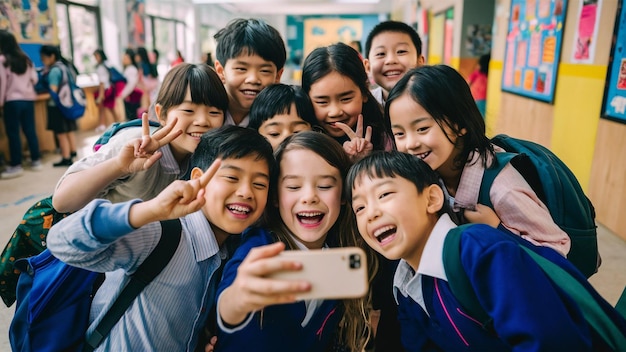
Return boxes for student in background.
[386,65,569,255]
[47,126,276,351]
[0,29,41,179]
[364,20,424,107]
[348,151,626,351]
[213,18,286,127]
[94,49,120,132]
[216,132,374,352]
[468,53,490,117]
[301,42,391,161]
[171,50,185,67]
[118,48,142,121]
[52,63,228,213]
[248,83,318,150]
[136,47,159,109]
[39,45,78,167]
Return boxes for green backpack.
[479,134,599,278]
[442,225,626,350]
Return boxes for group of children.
[38,17,624,352]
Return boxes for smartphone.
[268,247,368,300]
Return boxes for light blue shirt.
[47,199,229,351]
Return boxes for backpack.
[0,120,160,307]
[47,62,86,120]
[477,134,599,278]
[9,219,182,352]
[106,65,127,84]
[442,224,626,350]
[93,119,161,152]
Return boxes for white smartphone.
[268,247,369,300]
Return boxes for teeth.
[189,133,203,138]
[384,71,402,76]
[228,205,251,213]
[416,152,429,159]
[374,225,395,238]
[298,212,323,217]
[242,90,258,96]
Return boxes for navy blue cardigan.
[396,224,626,351]
[215,227,343,352]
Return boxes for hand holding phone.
[268,247,369,300]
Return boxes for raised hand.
[117,112,183,174]
[218,242,311,326]
[465,204,501,228]
[335,114,373,162]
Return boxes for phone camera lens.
[349,254,361,269]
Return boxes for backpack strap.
[517,246,626,350]
[478,152,516,209]
[442,225,493,331]
[83,219,183,351]
[616,287,626,320]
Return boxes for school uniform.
[47,199,236,351]
[394,214,623,351]
[215,227,342,352]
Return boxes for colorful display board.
[501,0,568,103]
[602,0,626,123]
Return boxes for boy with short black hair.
[348,151,626,351]
[214,18,286,127]
[46,126,276,351]
[364,21,424,106]
[248,83,319,150]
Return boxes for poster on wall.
[571,0,601,63]
[501,0,568,103]
[0,0,57,43]
[602,0,626,123]
[303,18,363,58]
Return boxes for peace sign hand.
[136,159,222,224]
[335,114,373,162]
[117,112,183,174]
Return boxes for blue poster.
[501,0,568,103]
[602,1,626,123]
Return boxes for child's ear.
[190,167,204,180]
[214,61,226,83]
[275,68,284,83]
[426,184,444,214]
[417,55,425,66]
[154,104,165,125]
[363,59,371,75]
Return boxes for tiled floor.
[0,130,625,350]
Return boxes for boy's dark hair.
[248,84,318,130]
[189,125,276,181]
[155,63,228,120]
[301,42,391,151]
[0,29,32,74]
[214,18,286,71]
[364,20,423,58]
[384,65,493,169]
[346,150,440,201]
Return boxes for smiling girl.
[52,63,229,213]
[302,42,392,159]
[215,131,374,352]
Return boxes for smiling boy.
[214,18,286,127]
[364,21,424,106]
[46,126,276,351]
[348,151,625,351]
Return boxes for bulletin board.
[501,0,568,103]
[602,0,626,123]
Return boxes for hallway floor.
[0,130,624,350]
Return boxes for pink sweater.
[0,55,38,106]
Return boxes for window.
[55,1,103,74]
